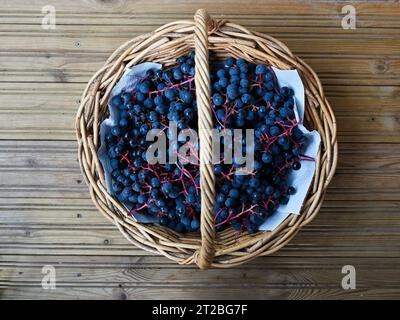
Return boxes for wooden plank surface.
[0,0,400,300]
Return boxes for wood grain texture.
[0,0,399,299]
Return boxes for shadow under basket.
[76,9,338,269]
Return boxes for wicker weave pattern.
[76,9,337,269]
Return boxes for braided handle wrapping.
[194,9,216,269]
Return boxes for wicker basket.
[76,9,337,269]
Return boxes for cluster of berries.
[210,57,306,233]
[105,51,307,234]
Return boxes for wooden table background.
[1,0,399,300]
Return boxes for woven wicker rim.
[76,9,338,269]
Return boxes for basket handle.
[194,9,216,269]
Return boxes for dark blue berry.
[255,64,267,75]
[111,126,121,136]
[138,82,150,94]
[287,186,296,195]
[269,126,280,136]
[292,162,301,170]
[190,219,200,230]
[212,93,223,106]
